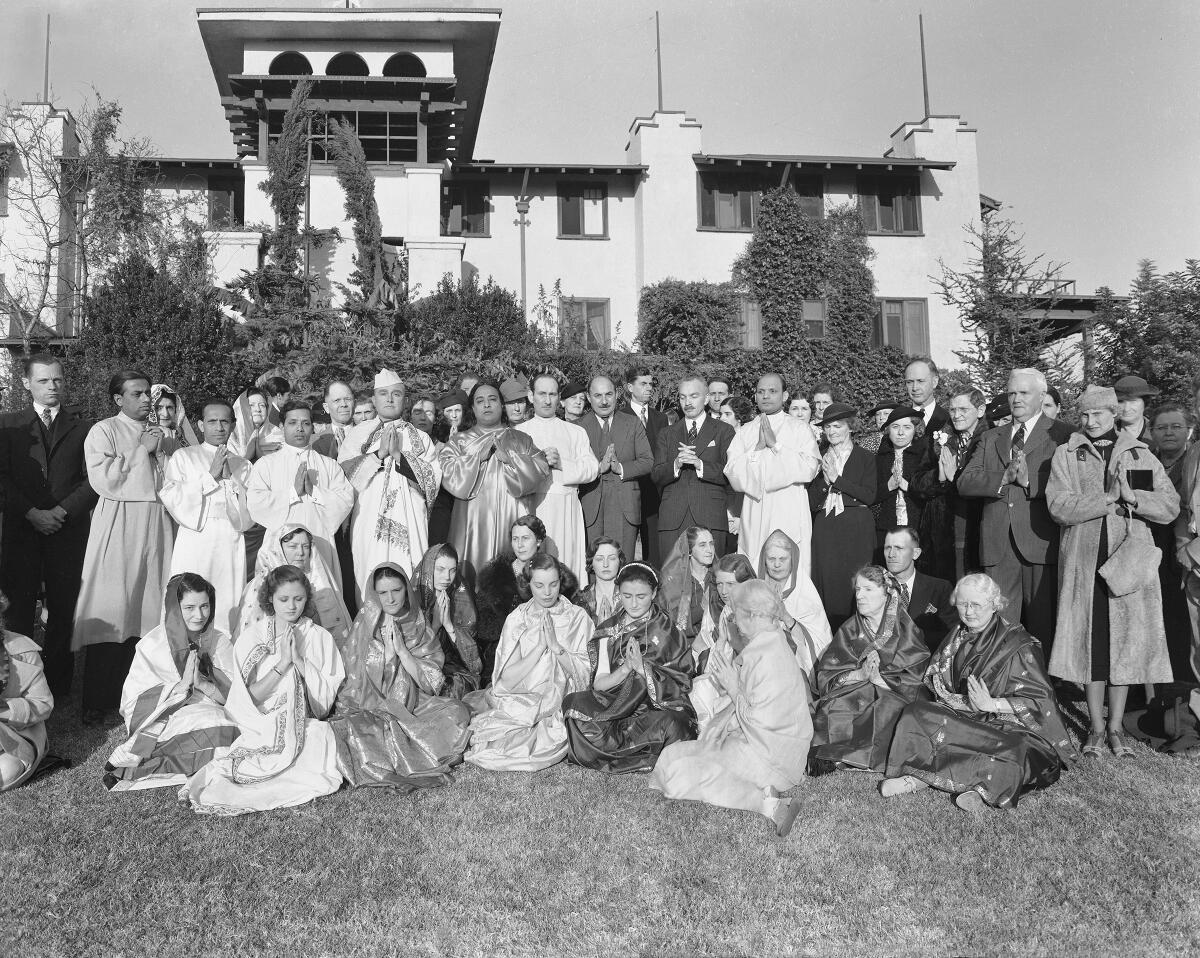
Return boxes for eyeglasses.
[955,601,990,613]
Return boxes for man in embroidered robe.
[160,400,254,634]
[725,373,821,574]
[248,400,355,593]
[339,369,441,604]
[517,375,599,580]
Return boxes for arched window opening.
[382,52,427,78]
[326,52,370,77]
[268,51,312,76]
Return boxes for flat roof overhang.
[451,161,648,176]
[694,153,955,173]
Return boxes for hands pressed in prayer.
[938,444,958,482]
[863,649,889,690]
[599,444,615,474]
[26,507,63,536]
[887,459,907,492]
[622,638,644,678]
[293,461,316,498]
[544,446,562,469]
[821,456,839,484]
[1012,450,1029,488]
[209,444,230,480]
[966,674,999,712]
[139,425,164,454]
[1114,471,1139,511]
[710,650,737,696]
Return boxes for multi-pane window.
[873,299,930,355]
[738,296,826,349]
[858,176,921,234]
[558,183,607,238]
[699,171,823,230]
[560,298,610,349]
[441,182,490,236]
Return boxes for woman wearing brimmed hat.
[1113,374,1161,451]
[872,406,935,556]
[1046,385,1180,758]
[808,403,878,628]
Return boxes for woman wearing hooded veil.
[757,529,833,682]
[150,384,200,456]
[464,554,593,771]
[563,562,696,774]
[328,563,471,790]
[657,527,719,654]
[809,565,930,774]
[182,565,345,815]
[105,573,240,791]
[689,552,757,735]
[235,524,351,644]
[413,542,483,699]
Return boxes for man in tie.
[903,357,950,439]
[725,373,821,574]
[313,380,355,458]
[620,366,668,565]
[0,354,97,701]
[706,377,731,418]
[652,374,735,559]
[937,387,988,579]
[959,367,1073,653]
[579,375,653,558]
[882,526,956,650]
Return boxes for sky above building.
[3,0,1197,295]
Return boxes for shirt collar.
[896,566,917,588]
[33,401,58,421]
[684,412,706,429]
[1014,412,1042,436]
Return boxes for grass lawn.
[4,698,1199,958]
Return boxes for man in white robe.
[517,375,599,580]
[338,369,441,604]
[160,400,253,634]
[725,373,820,574]
[248,401,355,591]
[650,579,810,836]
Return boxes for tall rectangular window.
[873,299,930,355]
[858,176,921,234]
[738,296,762,349]
[558,183,607,238]
[0,165,8,217]
[560,298,610,349]
[442,182,491,236]
[802,299,827,340]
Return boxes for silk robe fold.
[440,426,551,578]
[105,623,239,791]
[563,608,696,773]
[160,443,253,634]
[182,616,345,815]
[0,633,52,791]
[74,414,174,648]
[414,544,483,699]
[463,597,593,771]
[516,416,599,581]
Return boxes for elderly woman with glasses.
[880,573,1077,812]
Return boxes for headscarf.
[658,529,718,642]
[236,523,350,642]
[757,529,804,603]
[150,384,200,447]
[414,543,482,680]
[162,573,230,699]
[756,529,833,674]
[230,388,280,459]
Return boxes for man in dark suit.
[943,387,989,579]
[903,356,950,442]
[620,365,667,565]
[883,526,956,650]
[652,374,735,559]
[0,353,97,698]
[958,367,1074,653]
[579,375,653,558]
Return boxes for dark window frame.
[697,170,824,232]
[873,298,931,355]
[441,181,491,237]
[737,295,828,349]
[857,175,922,235]
[557,181,609,239]
[559,297,612,349]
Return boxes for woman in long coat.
[872,406,935,556]
[1046,385,1180,758]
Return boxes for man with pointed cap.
[724,372,821,575]
[338,369,442,605]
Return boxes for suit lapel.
[1021,417,1050,461]
[995,424,1012,466]
[26,412,49,473]
[48,412,81,456]
[909,573,929,613]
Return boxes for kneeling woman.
[0,592,53,792]
[329,563,471,790]
[183,566,346,815]
[106,573,240,791]
[758,530,833,680]
[809,566,930,774]
[658,527,718,652]
[414,543,483,699]
[563,563,696,773]
[882,573,1078,812]
[690,553,757,736]
[464,554,593,771]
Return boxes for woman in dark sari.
[563,563,696,773]
[414,542,483,699]
[882,573,1078,812]
[329,562,472,790]
[573,536,624,625]
[657,527,718,653]
[810,565,930,774]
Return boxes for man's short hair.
[904,356,940,378]
[624,365,652,385]
[1009,367,1048,392]
[279,399,311,419]
[884,526,921,548]
[951,388,987,409]
[708,376,730,390]
[197,398,234,419]
[1152,402,1192,427]
[324,379,352,399]
[22,352,62,377]
[263,376,291,397]
[531,373,560,392]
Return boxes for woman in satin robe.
[758,529,833,681]
[0,592,53,792]
[182,565,345,815]
[235,524,351,644]
[882,573,1078,812]
[573,537,624,625]
[476,515,578,681]
[563,563,696,774]
[329,563,471,790]
[464,554,593,771]
[439,380,552,578]
[658,527,719,653]
[106,573,240,792]
[414,543,483,698]
[690,553,757,735]
[809,565,930,774]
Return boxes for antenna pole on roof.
[919,13,931,117]
[655,11,664,112]
[42,14,51,102]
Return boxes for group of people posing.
[0,353,1195,833]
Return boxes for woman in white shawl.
[0,592,53,791]
[464,554,593,771]
[105,573,240,791]
[150,383,200,455]
[182,565,346,815]
[757,529,833,682]
[235,524,350,644]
